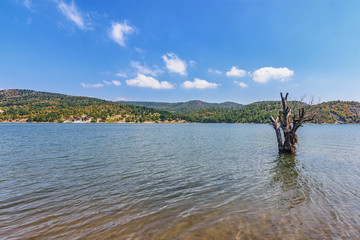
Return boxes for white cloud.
[130,61,163,77]
[234,81,248,88]
[189,60,196,66]
[162,53,187,76]
[113,97,129,101]
[252,67,294,83]
[182,78,219,89]
[81,80,121,88]
[116,72,128,78]
[208,68,223,74]
[102,80,112,86]
[112,80,121,86]
[57,0,88,30]
[126,74,174,89]
[226,66,246,77]
[103,80,122,86]
[109,21,135,47]
[81,83,104,88]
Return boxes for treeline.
[181,101,283,123]
[181,100,360,124]
[310,101,360,123]
[0,90,184,123]
[1,89,360,124]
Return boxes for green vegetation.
[182,100,360,124]
[117,100,242,111]
[1,89,359,124]
[0,89,184,123]
[311,101,360,123]
[182,101,283,123]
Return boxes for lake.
[1,123,360,239]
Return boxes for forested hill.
[0,89,183,123]
[311,101,360,123]
[117,100,242,111]
[183,101,360,123]
[1,89,359,124]
[119,99,360,123]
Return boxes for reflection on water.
[1,123,360,239]
[270,154,310,209]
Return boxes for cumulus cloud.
[234,81,248,88]
[162,53,187,76]
[109,21,135,47]
[182,78,219,89]
[130,61,163,77]
[116,72,128,78]
[103,80,121,86]
[226,66,246,77]
[81,83,104,88]
[57,0,88,30]
[111,80,122,86]
[252,67,294,83]
[126,74,174,89]
[208,68,223,74]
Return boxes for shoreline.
[0,121,355,125]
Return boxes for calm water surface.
[1,123,360,239]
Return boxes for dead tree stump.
[270,93,314,154]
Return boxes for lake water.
[1,123,360,239]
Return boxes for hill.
[182,101,285,123]
[1,89,359,124]
[0,89,184,123]
[310,101,360,123]
[183,100,360,124]
[117,100,242,111]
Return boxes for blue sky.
[1,0,360,104]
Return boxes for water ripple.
[1,123,360,239]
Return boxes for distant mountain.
[1,89,359,124]
[117,100,243,111]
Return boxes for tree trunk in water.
[270,93,311,154]
[282,132,297,153]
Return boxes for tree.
[270,93,314,154]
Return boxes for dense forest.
[0,89,184,123]
[1,89,359,124]
[181,101,360,124]
[117,100,242,111]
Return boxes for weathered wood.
[270,116,283,151]
[270,92,313,154]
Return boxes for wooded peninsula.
[1,89,359,124]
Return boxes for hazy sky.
[1,0,360,103]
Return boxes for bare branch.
[280,92,288,111]
[270,116,279,128]
[303,114,315,123]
